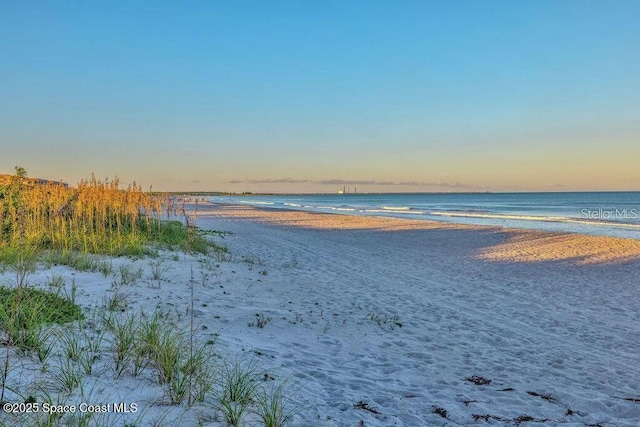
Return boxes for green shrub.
[0,286,83,353]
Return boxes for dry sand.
[192,203,640,425]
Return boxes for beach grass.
[215,359,260,426]
[254,380,298,427]
[0,172,213,263]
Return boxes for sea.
[209,192,640,239]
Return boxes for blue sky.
[1,1,639,192]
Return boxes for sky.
[1,1,639,193]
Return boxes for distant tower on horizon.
[339,184,358,194]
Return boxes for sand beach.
[2,202,639,426]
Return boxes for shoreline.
[206,192,640,241]
[196,203,640,265]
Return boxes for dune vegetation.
[0,169,212,263]
[0,170,295,426]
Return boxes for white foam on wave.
[314,206,356,212]
[381,206,411,211]
[429,211,640,229]
[365,209,425,215]
[239,200,275,205]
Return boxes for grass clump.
[0,286,83,353]
[220,359,260,405]
[254,380,298,427]
[150,325,215,404]
[215,359,260,426]
[109,313,138,379]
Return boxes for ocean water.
[210,192,640,239]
